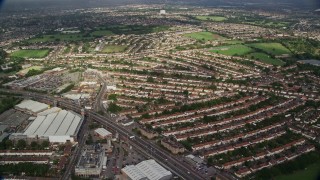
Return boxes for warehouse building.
[24,110,83,143]
[121,159,172,180]
[15,100,50,115]
[11,109,83,144]
[94,128,112,139]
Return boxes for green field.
[247,52,285,66]
[11,49,51,58]
[209,42,291,66]
[96,25,169,35]
[248,43,291,55]
[184,32,225,41]
[210,44,253,56]
[195,15,227,22]
[222,40,243,45]
[90,30,114,37]
[275,162,320,180]
[27,33,93,43]
[248,20,290,28]
[101,45,127,53]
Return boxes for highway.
[5,89,206,180]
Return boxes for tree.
[0,48,7,65]
[183,90,189,98]
[41,141,50,149]
[25,69,43,77]
[30,141,39,150]
[86,134,94,145]
[108,94,117,101]
[147,77,155,83]
[16,139,27,150]
[107,103,122,113]
[5,139,13,149]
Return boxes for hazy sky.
[1,0,319,11]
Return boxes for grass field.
[195,15,227,22]
[101,45,127,53]
[248,21,290,28]
[27,34,93,43]
[247,52,285,66]
[248,43,291,55]
[275,162,320,180]
[96,25,169,35]
[209,42,289,66]
[222,40,243,45]
[90,30,114,37]
[11,49,51,58]
[210,44,253,56]
[184,32,225,41]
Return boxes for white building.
[14,109,83,143]
[160,10,166,15]
[15,100,50,115]
[94,128,112,139]
[121,159,172,180]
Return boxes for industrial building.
[121,159,172,180]
[94,128,112,139]
[15,100,50,115]
[24,109,83,143]
[75,145,105,177]
[10,107,83,143]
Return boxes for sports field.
[184,32,225,41]
[247,52,285,66]
[248,43,291,55]
[195,16,227,22]
[11,49,51,58]
[275,162,320,180]
[101,45,127,53]
[210,44,253,56]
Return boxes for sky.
[0,0,319,11]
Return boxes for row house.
[0,157,49,164]
[222,156,254,169]
[138,126,158,139]
[118,109,138,116]
[235,168,252,178]
[0,150,53,156]
[201,130,286,158]
[250,162,271,173]
[289,127,317,140]
[161,137,185,154]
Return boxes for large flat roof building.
[15,100,50,115]
[21,109,83,143]
[122,165,148,180]
[94,128,112,139]
[121,159,172,180]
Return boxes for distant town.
[0,2,319,180]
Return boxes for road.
[93,73,108,113]
[61,112,89,180]
[2,89,231,180]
